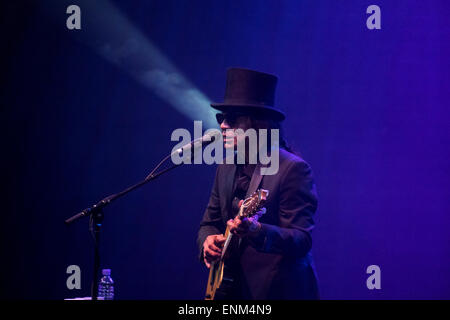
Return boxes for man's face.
[216,112,251,149]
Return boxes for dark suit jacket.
[197,149,319,299]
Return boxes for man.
[197,68,319,299]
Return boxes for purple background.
[0,0,449,299]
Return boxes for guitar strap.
[246,163,264,198]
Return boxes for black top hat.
[211,68,285,121]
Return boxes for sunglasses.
[215,112,247,126]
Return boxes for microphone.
[174,130,222,155]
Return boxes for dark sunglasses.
[215,112,247,126]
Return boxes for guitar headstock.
[240,189,269,218]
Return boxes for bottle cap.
[102,269,111,276]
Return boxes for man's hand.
[227,208,266,237]
[203,234,226,268]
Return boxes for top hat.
[211,68,285,121]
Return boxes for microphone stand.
[65,153,182,300]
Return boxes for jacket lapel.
[222,164,236,220]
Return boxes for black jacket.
[197,149,319,299]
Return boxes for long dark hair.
[249,116,299,157]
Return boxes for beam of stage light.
[42,0,217,128]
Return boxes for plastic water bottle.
[98,269,114,300]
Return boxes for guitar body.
[205,227,232,300]
[204,189,269,300]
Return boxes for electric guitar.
[204,188,269,300]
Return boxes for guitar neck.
[221,204,245,258]
[221,227,232,259]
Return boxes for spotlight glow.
[44,0,217,128]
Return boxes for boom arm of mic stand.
[65,160,182,225]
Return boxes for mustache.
[222,130,235,137]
